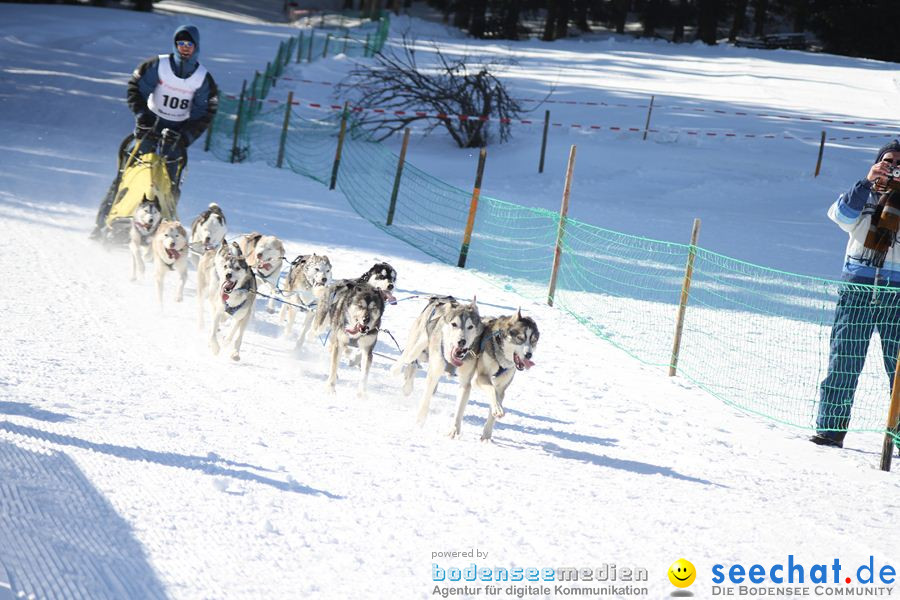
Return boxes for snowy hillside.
[0,4,898,600]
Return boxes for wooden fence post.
[457,148,487,268]
[307,31,315,63]
[669,218,702,376]
[323,33,332,58]
[329,101,350,190]
[879,346,900,471]
[386,128,411,226]
[815,130,826,177]
[547,145,576,306]
[642,95,655,141]
[276,91,294,168]
[230,79,247,164]
[538,109,550,174]
[296,31,304,63]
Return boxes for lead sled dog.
[449,310,539,441]
[390,296,482,424]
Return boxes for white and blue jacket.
[828,179,900,286]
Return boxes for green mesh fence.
[203,23,900,447]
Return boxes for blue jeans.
[817,285,900,439]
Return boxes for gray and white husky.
[237,232,285,314]
[151,220,189,305]
[190,203,227,261]
[279,253,332,348]
[203,242,257,362]
[129,195,162,281]
[390,296,482,425]
[450,309,539,441]
[318,280,385,398]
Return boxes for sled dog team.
[124,199,540,440]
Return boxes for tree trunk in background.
[542,1,559,40]
[792,0,809,32]
[729,0,748,41]
[672,0,686,42]
[642,0,659,37]
[697,0,717,45]
[613,0,627,34]
[470,0,487,37]
[501,1,520,40]
[452,0,471,29]
[753,0,768,37]
[575,0,591,32]
[555,0,571,39]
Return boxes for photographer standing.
[812,141,900,447]
[90,24,218,237]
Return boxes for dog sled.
[99,130,186,244]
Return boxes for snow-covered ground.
[1,4,899,600]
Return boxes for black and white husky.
[390,296,482,425]
[202,242,257,362]
[317,280,385,398]
[450,309,539,441]
[190,203,227,255]
[279,253,332,348]
[128,195,162,281]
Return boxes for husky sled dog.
[203,242,257,361]
[237,233,285,313]
[318,280,385,397]
[360,262,398,305]
[151,220,189,304]
[279,253,332,348]
[311,261,398,351]
[190,203,227,256]
[390,296,482,423]
[128,195,162,281]
[196,242,237,328]
[449,310,539,441]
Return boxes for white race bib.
[147,54,207,122]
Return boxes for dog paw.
[209,341,220,355]
[480,434,494,443]
[266,308,276,314]
[491,406,505,419]
[356,389,368,400]
[448,427,460,439]
[175,296,183,303]
[230,352,241,362]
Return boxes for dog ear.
[515,307,522,319]
[231,241,243,256]
[470,295,478,309]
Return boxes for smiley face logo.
[668,558,696,588]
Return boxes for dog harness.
[147,54,207,122]
[477,330,510,377]
[223,284,251,316]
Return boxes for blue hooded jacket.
[126,25,219,146]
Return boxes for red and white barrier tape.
[223,93,899,142]
[261,75,899,131]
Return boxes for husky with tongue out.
[237,232,285,314]
[151,219,189,305]
[388,295,482,425]
[206,242,257,362]
[318,280,385,398]
[449,309,539,441]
